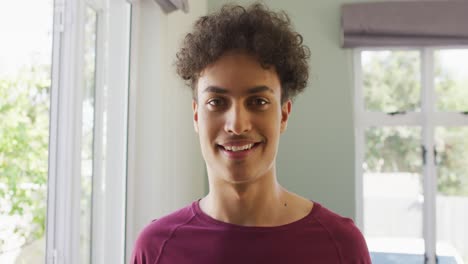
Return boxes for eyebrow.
[202,85,274,94]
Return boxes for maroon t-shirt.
[131,200,371,264]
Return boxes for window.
[0,1,53,262]
[0,0,131,263]
[355,48,468,264]
[80,6,98,263]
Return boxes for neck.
[200,169,292,226]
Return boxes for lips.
[217,141,262,160]
[222,143,255,152]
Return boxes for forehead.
[197,52,281,96]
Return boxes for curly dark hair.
[175,3,310,103]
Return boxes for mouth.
[216,142,262,159]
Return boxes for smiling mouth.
[217,142,262,155]
[222,143,255,152]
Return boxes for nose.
[224,102,252,135]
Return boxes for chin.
[221,170,263,185]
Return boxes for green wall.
[207,0,360,219]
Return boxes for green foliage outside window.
[363,51,468,196]
[0,65,49,252]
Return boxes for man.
[132,3,371,264]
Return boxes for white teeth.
[223,144,254,152]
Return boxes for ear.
[192,100,199,133]
[280,100,292,133]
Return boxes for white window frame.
[124,0,140,261]
[47,0,85,262]
[94,1,131,263]
[354,46,468,264]
[47,0,131,263]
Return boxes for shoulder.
[314,204,363,242]
[131,203,196,264]
[313,203,371,263]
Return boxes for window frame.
[46,0,131,263]
[354,46,468,264]
[47,0,85,262]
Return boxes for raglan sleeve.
[130,220,161,264]
[337,218,372,264]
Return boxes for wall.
[126,0,207,260]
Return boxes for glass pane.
[80,7,97,264]
[435,127,468,264]
[362,50,421,113]
[363,127,424,263]
[434,49,468,112]
[0,1,52,263]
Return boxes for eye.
[207,98,226,108]
[255,98,268,105]
[249,97,270,106]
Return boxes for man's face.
[193,51,291,184]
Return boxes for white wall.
[125,0,207,260]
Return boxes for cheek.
[261,108,283,130]
[255,116,281,143]
[198,111,221,137]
